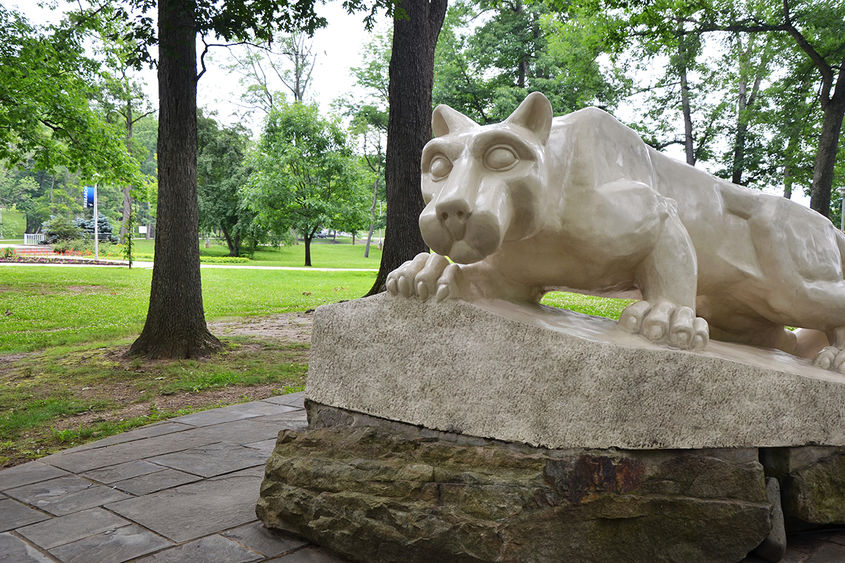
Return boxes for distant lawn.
[0,208,25,239]
[541,291,634,320]
[0,266,376,353]
[131,237,383,268]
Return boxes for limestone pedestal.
[256,295,845,561]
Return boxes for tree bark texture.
[676,32,696,166]
[809,67,845,218]
[120,186,132,238]
[129,0,221,359]
[120,100,134,238]
[366,0,448,296]
[304,234,313,267]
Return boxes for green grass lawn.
[0,208,25,239]
[0,266,376,353]
[131,237,383,268]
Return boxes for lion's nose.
[436,198,470,239]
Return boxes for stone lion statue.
[387,92,845,372]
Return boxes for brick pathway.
[0,393,344,562]
[0,391,841,562]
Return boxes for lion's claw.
[386,253,461,301]
[619,300,709,350]
[814,346,845,373]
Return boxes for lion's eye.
[484,145,518,171]
[429,155,452,180]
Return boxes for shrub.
[42,216,83,244]
[199,256,250,264]
[73,214,119,243]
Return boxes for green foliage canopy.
[244,102,369,265]
[197,112,257,256]
[0,7,139,186]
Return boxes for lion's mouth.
[420,207,505,264]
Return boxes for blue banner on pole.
[83,186,94,208]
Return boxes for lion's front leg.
[618,208,709,350]
[386,253,465,302]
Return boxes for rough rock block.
[257,426,771,562]
[761,446,845,528]
[306,294,845,450]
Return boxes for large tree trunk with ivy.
[129,0,221,359]
[366,0,448,296]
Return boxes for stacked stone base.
[257,413,845,562]
[256,296,845,561]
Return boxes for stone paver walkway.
[0,392,345,562]
[1,391,842,562]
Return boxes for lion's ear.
[505,92,552,144]
[432,104,478,137]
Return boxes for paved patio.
[0,391,842,562]
[0,392,344,562]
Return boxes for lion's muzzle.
[420,186,511,264]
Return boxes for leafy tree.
[42,216,82,244]
[244,102,366,266]
[689,0,845,216]
[225,33,317,114]
[107,0,327,359]
[130,115,159,237]
[337,33,390,256]
[432,1,626,123]
[569,0,845,216]
[0,7,138,186]
[197,112,255,257]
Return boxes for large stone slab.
[761,446,845,528]
[257,426,772,562]
[307,294,845,449]
[107,469,263,542]
[4,475,131,516]
[0,498,50,532]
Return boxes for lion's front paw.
[386,252,463,302]
[813,346,845,373]
[618,300,709,350]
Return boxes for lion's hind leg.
[813,327,845,372]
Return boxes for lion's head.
[419,92,553,264]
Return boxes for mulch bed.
[0,256,127,266]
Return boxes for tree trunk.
[120,187,133,237]
[366,0,448,296]
[809,83,845,218]
[677,37,695,166]
[120,97,134,238]
[365,175,379,258]
[732,70,749,184]
[304,233,313,266]
[221,225,237,256]
[129,0,221,359]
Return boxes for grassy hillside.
[0,208,25,240]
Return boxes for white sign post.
[83,185,99,260]
[93,184,99,260]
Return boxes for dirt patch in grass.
[51,383,284,432]
[210,311,313,343]
[0,352,36,365]
[0,313,312,468]
[65,285,110,294]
